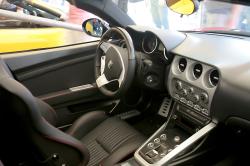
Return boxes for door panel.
[3,42,115,127]
[5,42,98,96]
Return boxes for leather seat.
[0,58,145,166]
[67,111,144,166]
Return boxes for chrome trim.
[134,122,217,165]
[109,100,121,114]
[69,84,94,92]
[192,63,203,80]
[57,124,72,130]
[142,34,158,54]
[208,69,219,87]
[163,48,169,61]
[0,9,82,31]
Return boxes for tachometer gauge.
[142,33,158,54]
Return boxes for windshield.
[114,0,250,33]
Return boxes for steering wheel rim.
[95,27,136,97]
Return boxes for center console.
[133,55,219,165]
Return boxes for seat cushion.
[67,111,145,166]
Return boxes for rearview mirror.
[166,0,199,15]
[82,18,108,38]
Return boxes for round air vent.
[193,64,203,79]
[178,58,187,72]
[209,69,219,86]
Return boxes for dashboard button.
[174,136,181,143]
[147,142,154,149]
[193,95,200,103]
[194,105,201,111]
[180,97,187,104]
[160,153,166,157]
[200,93,209,104]
[187,101,194,107]
[146,75,154,84]
[174,94,180,100]
[146,149,158,158]
[160,134,167,141]
[181,89,188,96]
[202,109,209,115]
[175,81,182,91]
[188,87,194,94]
[154,138,160,144]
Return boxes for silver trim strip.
[134,122,217,166]
[69,84,94,92]
[0,9,82,31]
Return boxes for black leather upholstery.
[0,58,145,166]
[67,112,145,166]
[37,98,58,126]
[0,76,90,166]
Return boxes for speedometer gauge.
[142,34,158,54]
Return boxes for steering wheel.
[95,27,136,97]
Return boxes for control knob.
[160,134,167,141]
[175,81,182,91]
[188,87,194,94]
[200,93,209,104]
[193,94,199,103]
[181,89,187,96]
[147,142,154,149]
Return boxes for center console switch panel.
[173,79,209,116]
[138,126,189,164]
[167,55,219,117]
[134,103,216,165]
[137,103,208,164]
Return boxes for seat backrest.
[0,58,89,166]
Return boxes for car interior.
[1,0,250,166]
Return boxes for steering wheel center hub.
[104,46,123,81]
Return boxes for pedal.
[158,97,172,118]
[116,110,141,120]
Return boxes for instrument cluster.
[141,33,170,62]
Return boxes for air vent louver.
[193,64,203,79]
[178,58,187,72]
[209,70,219,86]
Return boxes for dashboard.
[126,25,250,124]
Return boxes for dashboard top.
[172,32,250,91]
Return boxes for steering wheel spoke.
[96,74,109,88]
[96,74,119,88]
[100,56,106,75]
[100,42,111,53]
